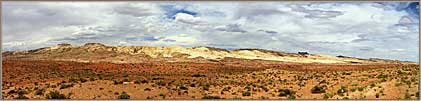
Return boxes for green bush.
[242,91,251,96]
[46,91,68,99]
[311,86,326,93]
[117,92,130,99]
[278,89,295,96]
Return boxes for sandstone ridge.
[5,43,410,64]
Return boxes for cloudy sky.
[2,1,419,62]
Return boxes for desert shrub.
[156,80,166,86]
[323,93,334,99]
[298,82,306,87]
[311,85,326,93]
[287,95,296,99]
[203,84,210,91]
[319,80,327,84]
[113,80,123,85]
[370,83,376,88]
[7,90,17,95]
[179,85,188,90]
[89,78,95,81]
[190,83,196,87]
[357,87,364,91]
[69,78,78,83]
[351,88,357,92]
[159,93,165,96]
[15,94,29,99]
[59,83,74,89]
[278,89,295,96]
[261,86,269,92]
[222,87,231,91]
[46,91,68,99]
[34,88,45,95]
[134,80,148,84]
[192,74,206,77]
[244,85,251,91]
[17,90,28,95]
[337,86,348,96]
[375,93,380,98]
[144,88,152,91]
[242,91,251,96]
[118,92,130,99]
[202,95,221,99]
[415,91,419,99]
[79,78,88,83]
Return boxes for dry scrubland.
[2,43,419,99]
[2,60,419,99]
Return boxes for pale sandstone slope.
[7,43,405,64]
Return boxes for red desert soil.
[2,59,419,99]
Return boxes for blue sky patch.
[160,5,199,20]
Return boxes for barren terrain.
[2,43,419,99]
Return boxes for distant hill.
[2,43,414,64]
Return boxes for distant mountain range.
[2,43,415,64]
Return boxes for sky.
[2,1,420,62]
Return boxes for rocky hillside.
[3,43,411,64]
